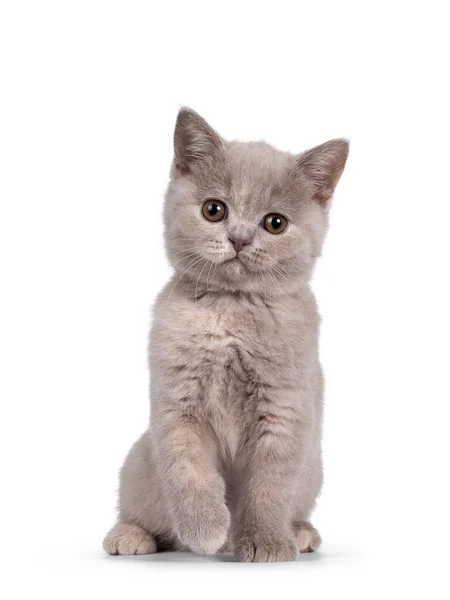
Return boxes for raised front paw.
[175,500,230,555]
[235,535,298,563]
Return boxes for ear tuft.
[295,139,349,204]
[173,107,224,176]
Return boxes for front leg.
[235,387,310,562]
[153,410,230,555]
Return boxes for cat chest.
[173,300,294,394]
[163,302,297,459]
[186,313,257,456]
[200,346,250,463]
[187,308,263,378]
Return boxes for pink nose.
[228,237,250,253]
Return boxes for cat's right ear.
[172,108,224,177]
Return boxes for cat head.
[164,108,348,296]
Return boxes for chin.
[220,257,249,278]
[215,258,258,291]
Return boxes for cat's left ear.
[294,139,349,204]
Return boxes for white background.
[1,1,449,598]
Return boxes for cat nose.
[228,237,251,253]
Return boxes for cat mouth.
[223,255,240,263]
[222,255,249,270]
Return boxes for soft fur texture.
[103,108,349,562]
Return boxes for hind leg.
[293,520,322,553]
[103,430,180,555]
[292,448,323,553]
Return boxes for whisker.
[206,259,214,295]
[187,258,207,294]
[195,259,210,301]
[272,265,289,281]
[175,247,202,255]
[170,252,198,268]
[168,256,205,299]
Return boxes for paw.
[235,535,298,562]
[297,523,321,553]
[217,537,232,553]
[103,523,157,555]
[175,502,230,555]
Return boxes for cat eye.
[202,200,228,222]
[262,213,288,234]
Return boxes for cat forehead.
[225,140,292,180]
[223,141,294,209]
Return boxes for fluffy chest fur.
[150,284,318,463]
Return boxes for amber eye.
[263,213,288,234]
[202,200,227,222]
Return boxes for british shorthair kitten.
[103,108,349,562]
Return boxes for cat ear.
[173,107,224,176]
[294,139,349,204]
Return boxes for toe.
[103,523,157,555]
[236,536,298,562]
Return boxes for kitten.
[103,108,349,562]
